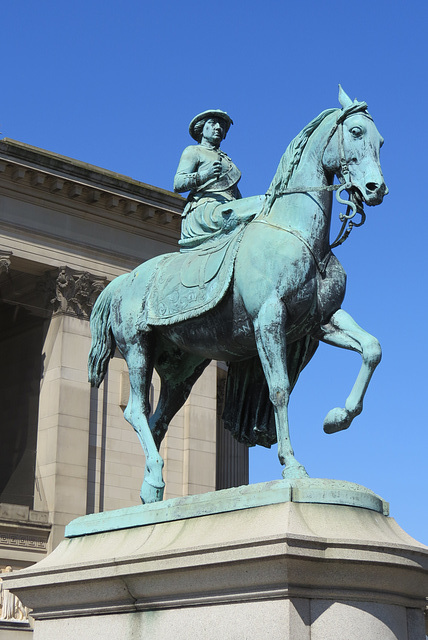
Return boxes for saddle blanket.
[138,228,245,328]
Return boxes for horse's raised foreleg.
[317,308,382,434]
[254,296,309,479]
[123,336,165,504]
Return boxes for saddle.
[137,227,245,329]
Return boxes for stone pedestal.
[3,480,428,639]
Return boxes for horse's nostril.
[366,182,379,192]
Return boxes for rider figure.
[174,109,254,248]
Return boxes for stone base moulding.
[3,480,428,640]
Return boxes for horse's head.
[323,86,388,206]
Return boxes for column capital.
[43,266,107,319]
[0,250,12,274]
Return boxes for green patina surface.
[66,478,389,538]
[88,87,387,506]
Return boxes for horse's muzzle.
[364,181,388,206]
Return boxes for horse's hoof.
[140,481,164,504]
[323,407,351,434]
[282,462,309,479]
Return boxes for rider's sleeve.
[174,146,201,193]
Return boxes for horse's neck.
[268,121,334,256]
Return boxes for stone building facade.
[0,139,248,628]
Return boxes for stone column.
[34,267,105,550]
[180,362,217,497]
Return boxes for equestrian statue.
[88,86,388,504]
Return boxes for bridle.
[329,105,369,248]
[259,102,371,250]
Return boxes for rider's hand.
[198,161,222,184]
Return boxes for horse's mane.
[260,108,338,217]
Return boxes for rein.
[330,112,367,248]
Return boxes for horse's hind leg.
[123,335,165,504]
[317,308,382,434]
[150,351,211,449]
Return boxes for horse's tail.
[88,275,125,387]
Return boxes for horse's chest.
[316,254,347,322]
[284,254,346,339]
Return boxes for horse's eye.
[350,127,363,137]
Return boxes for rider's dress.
[174,144,249,249]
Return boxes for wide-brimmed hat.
[189,109,233,141]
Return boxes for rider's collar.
[200,141,221,151]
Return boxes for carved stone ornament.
[0,251,12,275]
[42,266,107,319]
[0,566,30,622]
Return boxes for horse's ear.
[338,84,353,108]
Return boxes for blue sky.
[1,1,427,544]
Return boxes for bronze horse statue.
[88,87,387,503]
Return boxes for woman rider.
[174,109,256,248]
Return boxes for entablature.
[0,138,184,240]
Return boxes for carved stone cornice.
[42,266,107,319]
[0,139,184,235]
